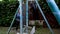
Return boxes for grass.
[0,27,7,34]
[0,27,52,34]
[0,27,60,34]
[0,27,15,34]
[35,28,52,34]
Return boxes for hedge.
[0,0,60,26]
[0,1,19,26]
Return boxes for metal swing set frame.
[7,0,60,34]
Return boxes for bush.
[0,0,60,27]
[0,1,19,26]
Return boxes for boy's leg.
[15,20,19,31]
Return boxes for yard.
[0,27,60,34]
[0,0,60,34]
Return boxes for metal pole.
[7,7,18,34]
[19,0,23,34]
[26,0,28,34]
[35,0,54,34]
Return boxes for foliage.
[0,1,19,26]
[0,0,60,27]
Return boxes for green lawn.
[0,27,60,34]
[0,27,52,34]
[35,28,52,34]
[0,27,15,34]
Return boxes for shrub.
[0,1,19,26]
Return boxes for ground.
[0,27,60,34]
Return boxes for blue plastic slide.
[46,0,60,25]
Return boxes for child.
[15,8,20,31]
[15,3,26,32]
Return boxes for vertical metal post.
[19,0,23,34]
[26,0,28,34]
[35,0,54,34]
